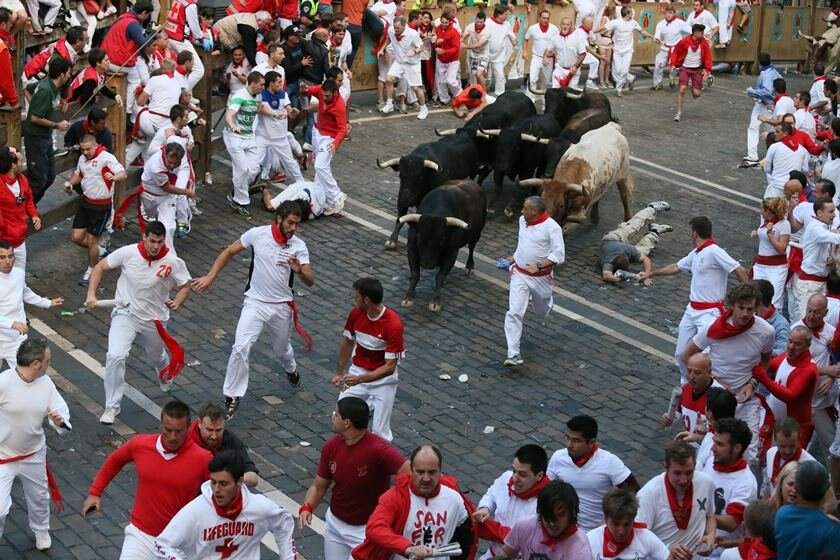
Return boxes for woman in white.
[601,6,652,96]
[752,197,791,309]
[594,4,615,88]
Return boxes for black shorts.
[72,203,111,236]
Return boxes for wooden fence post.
[106,73,129,206]
[193,48,214,183]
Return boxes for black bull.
[399,180,486,312]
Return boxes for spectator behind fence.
[64,108,114,155]
[100,0,153,73]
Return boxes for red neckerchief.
[787,349,812,367]
[695,238,716,253]
[573,444,598,468]
[526,211,550,227]
[491,16,504,24]
[807,318,825,339]
[713,457,748,473]
[163,70,175,78]
[666,14,676,22]
[828,293,840,301]
[747,537,776,560]
[774,93,786,103]
[474,21,485,32]
[771,447,803,485]
[602,523,646,558]
[0,173,18,189]
[137,241,169,265]
[759,305,776,321]
[707,309,755,340]
[781,135,800,151]
[664,475,693,529]
[271,223,288,245]
[507,475,550,500]
[559,28,574,37]
[540,520,578,551]
[395,32,403,41]
[693,8,704,17]
[539,22,549,32]
[762,215,781,227]
[175,64,188,76]
[689,36,703,51]
[213,488,243,521]
[579,24,591,33]
[410,481,442,504]
[91,144,108,159]
[815,75,827,83]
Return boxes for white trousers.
[527,55,552,108]
[313,127,342,209]
[25,0,60,29]
[827,407,840,458]
[813,406,839,457]
[339,364,397,442]
[583,52,600,83]
[0,447,49,537]
[13,241,25,271]
[175,194,192,225]
[612,49,634,89]
[490,60,507,95]
[653,46,673,86]
[120,523,157,560]
[793,276,825,322]
[139,112,169,141]
[224,130,263,206]
[324,508,366,560]
[104,309,168,410]
[552,66,582,90]
[747,102,773,161]
[675,305,721,384]
[168,39,204,91]
[0,331,25,371]
[752,264,788,309]
[718,0,736,44]
[735,395,762,463]
[260,137,304,184]
[505,271,553,359]
[223,298,296,399]
[435,60,461,104]
[141,193,177,248]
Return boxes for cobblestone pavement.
[3,69,812,558]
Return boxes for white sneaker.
[649,223,673,234]
[503,355,524,367]
[648,201,671,212]
[302,142,313,152]
[35,531,51,551]
[99,407,119,425]
[381,100,394,114]
[159,377,173,393]
[104,5,116,15]
[585,80,599,90]
[335,192,347,212]
[417,105,429,120]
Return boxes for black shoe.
[224,396,240,420]
[285,370,301,387]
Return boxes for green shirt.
[22,78,59,138]
[227,89,259,138]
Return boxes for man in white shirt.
[576,16,601,91]
[587,488,670,559]
[641,216,749,384]
[757,78,797,129]
[165,0,210,90]
[549,16,586,91]
[795,198,840,321]
[462,11,490,88]
[0,338,70,552]
[85,221,193,425]
[653,6,690,90]
[636,441,717,559]
[139,143,195,250]
[253,44,286,81]
[524,10,558,107]
[126,62,184,165]
[382,16,428,120]
[0,242,62,370]
[764,123,808,199]
[472,445,549,559]
[808,63,830,116]
[687,0,719,40]
[263,180,326,220]
[257,71,304,185]
[794,91,817,136]
[547,415,639,532]
[192,201,314,420]
[822,142,840,201]
[603,7,652,96]
[684,283,775,465]
[503,196,565,367]
[762,417,816,497]
[485,6,515,96]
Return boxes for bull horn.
[538,138,551,144]
[376,157,400,169]
[398,213,422,224]
[519,178,546,188]
[476,131,490,139]
[528,83,547,96]
[479,128,501,137]
[423,160,440,171]
[445,217,470,229]
[565,87,584,99]
[566,183,584,194]
[435,127,456,136]
[521,133,540,142]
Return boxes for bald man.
[575,16,601,90]
[663,353,721,439]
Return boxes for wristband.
[299,502,314,514]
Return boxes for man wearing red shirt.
[434,12,462,106]
[0,27,17,107]
[300,396,408,559]
[302,79,347,216]
[671,23,712,122]
[0,147,40,271]
[82,400,211,559]
[332,277,405,442]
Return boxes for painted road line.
[350,107,451,124]
[632,166,759,213]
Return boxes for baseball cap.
[284,24,303,38]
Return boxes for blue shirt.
[765,310,789,357]
[775,504,840,560]
[747,64,782,105]
[260,89,287,110]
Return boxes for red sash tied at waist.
[798,270,827,283]
[754,254,788,266]
[0,452,64,511]
[513,262,553,277]
[689,301,724,312]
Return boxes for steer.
[520,122,633,232]
[533,86,613,129]
[542,108,612,177]
[377,132,479,250]
[399,180,486,312]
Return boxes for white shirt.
[0,368,70,458]
[143,74,183,116]
[702,461,757,554]
[772,94,796,118]
[693,316,774,391]
[757,218,791,257]
[257,94,291,140]
[552,31,587,68]
[513,215,566,268]
[822,159,840,207]
[587,525,670,560]
[677,243,740,304]
[370,0,396,26]
[225,61,252,95]
[239,225,309,304]
[253,61,286,81]
[828,294,840,326]
[463,23,490,60]
[810,77,828,108]
[636,471,716,550]
[155,481,296,560]
[791,201,816,245]
[764,142,808,199]
[801,218,840,277]
[573,0,597,24]
[697,432,713,472]
[525,23,559,58]
[395,486,468,558]
[606,18,641,54]
[687,9,718,38]
[791,319,840,410]
[76,150,125,203]
[0,267,51,335]
[141,149,191,194]
[477,470,539,559]
[795,107,817,136]
[763,446,816,496]
[655,17,690,47]
[388,26,423,65]
[106,244,191,322]
[148,122,194,156]
[547,447,632,530]
[270,181,325,218]
[485,17,515,63]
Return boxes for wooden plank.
[193,49,216,182]
[0,107,21,148]
[105,73,129,207]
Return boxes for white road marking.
[30,319,322,556]
[632,166,759,213]
[350,108,451,124]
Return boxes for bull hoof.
[465,267,473,276]
[504,207,516,219]
[486,207,496,215]
[428,302,442,312]
[401,297,414,307]
[384,239,398,250]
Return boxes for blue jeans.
[286,81,301,109]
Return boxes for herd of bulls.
[375,88,636,311]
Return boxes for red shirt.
[343,0,367,26]
[434,24,461,64]
[0,174,37,247]
[452,84,485,109]
[88,434,211,536]
[344,306,405,371]
[0,39,18,106]
[307,84,348,150]
[790,129,824,156]
[670,35,712,72]
[317,432,406,525]
[753,352,818,437]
